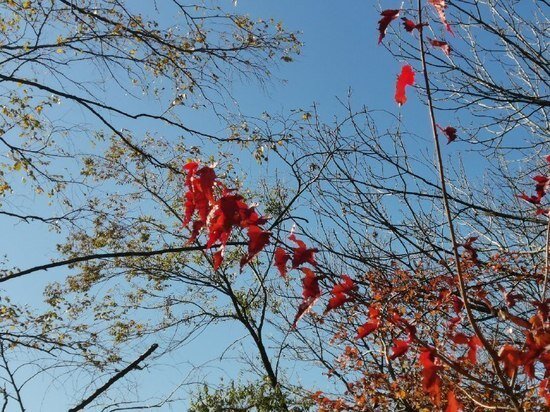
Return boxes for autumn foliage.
[179,2,549,411]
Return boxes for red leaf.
[356,305,381,339]
[356,319,380,339]
[437,125,457,143]
[420,348,442,405]
[240,225,271,268]
[460,236,479,264]
[207,194,268,248]
[325,293,349,313]
[331,275,356,295]
[429,38,451,56]
[395,65,415,106]
[402,18,427,33]
[517,193,543,205]
[390,339,410,359]
[183,162,217,226]
[450,332,469,345]
[499,286,524,308]
[301,268,321,299]
[446,391,463,412]
[452,295,463,314]
[533,175,550,199]
[498,344,524,377]
[378,9,400,44]
[429,0,454,35]
[274,247,291,278]
[467,335,482,364]
[289,234,318,268]
[517,175,549,208]
[292,268,321,328]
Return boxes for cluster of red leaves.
[325,275,357,313]
[182,161,270,269]
[356,305,381,339]
[498,303,550,384]
[448,320,482,365]
[182,161,359,330]
[517,155,550,215]
[311,391,352,412]
[275,234,357,327]
[419,348,443,405]
[275,234,321,327]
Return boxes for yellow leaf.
[13,161,22,171]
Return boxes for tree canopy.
[0,1,548,411]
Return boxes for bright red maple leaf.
[292,267,321,328]
[429,0,454,35]
[183,162,217,226]
[390,339,410,359]
[274,247,291,278]
[289,233,318,268]
[240,225,271,267]
[356,319,380,339]
[429,38,451,55]
[356,306,381,339]
[420,348,442,405]
[378,9,400,44]
[395,65,415,106]
[451,332,482,364]
[498,344,524,377]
